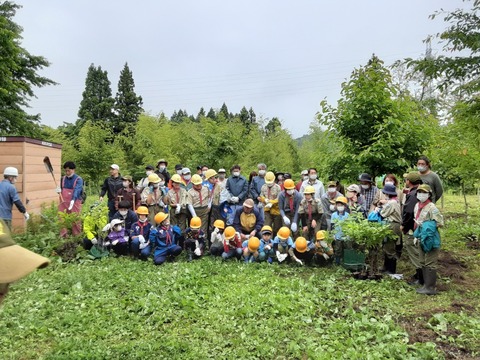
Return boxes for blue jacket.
[149,225,183,257]
[414,220,441,253]
[61,174,84,202]
[249,176,265,202]
[0,180,25,220]
[233,207,264,234]
[113,210,138,233]
[278,190,302,224]
[226,175,249,202]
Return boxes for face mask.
[233,171,240,177]
[267,183,274,188]
[328,187,336,194]
[146,170,153,176]
[202,171,207,177]
[303,176,309,181]
[114,225,123,231]
[361,184,370,190]
[337,205,345,212]
[384,181,394,186]
[153,184,159,188]
[10,177,17,184]
[139,217,147,223]
[184,175,191,181]
[122,181,129,188]
[329,204,336,211]
[417,193,429,203]
[159,165,166,171]
[309,175,317,181]
[119,210,128,216]
[218,174,225,180]
[258,170,266,176]
[286,189,294,195]
[417,165,427,173]
[159,181,165,187]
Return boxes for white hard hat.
[3,167,19,177]
[110,219,124,227]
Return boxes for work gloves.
[194,248,202,257]
[322,253,330,260]
[291,222,297,233]
[55,186,61,194]
[276,251,287,263]
[175,205,182,214]
[68,200,74,211]
[283,216,291,226]
[295,258,303,266]
[24,212,30,221]
[91,238,98,245]
[264,203,273,210]
[231,196,239,204]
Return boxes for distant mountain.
[295,133,312,146]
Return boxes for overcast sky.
[16,0,465,138]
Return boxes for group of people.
[0,155,444,295]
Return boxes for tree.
[0,1,56,137]
[249,107,256,123]
[319,55,436,178]
[206,107,216,120]
[77,64,115,128]
[113,62,143,134]
[265,117,282,135]
[196,107,205,121]
[239,106,249,124]
[219,102,230,120]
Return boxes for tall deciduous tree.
[319,55,436,178]
[113,62,143,134]
[77,64,115,127]
[0,1,56,137]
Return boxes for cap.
[218,168,226,173]
[175,164,183,171]
[0,220,50,283]
[182,167,191,174]
[301,170,308,176]
[406,172,421,183]
[346,184,361,193]
[243,198,254,208]
[156,159,168,166]
[196,165,202,170]
[381,184,397,196]
[327,181,337,187]
[110,164,119,170]
[145,165,155,170]
[417,184,432,193]
[358,173,373,183]
[121,175,133,182]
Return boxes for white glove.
[265,245,271,250]
[295,258,303,265]
[231,196,239,204]
[24,212,30,221]
[320,240,328,248]
[68,200,74,211]
[194,248,202,256]
[257,202,263,209]
[322,253,330,260]
[159,200,165,207]
[138,235,145,244]
[139,241,148,250]
[175,205,182,214]
[278,253,288,262]
[413,237,419,246]
[283,216,290,226]
[265,203,273,210]
[91,238,98,245]
[55,186,61,194]
[124,236,129,242]
[104,241,111,247]
[112,240,119,246]
[213,227,219,234]
[291,222,297,233]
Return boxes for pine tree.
[219,103,229,120]
[113,62,143,134]
[239,106,249,124]
[196,107,206,121]
[77,64,115,128]
[0,1,56,137]
[206,107,216,120]
[249,107,257,123]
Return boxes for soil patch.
[437,251,468,281]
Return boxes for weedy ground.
[1,195,479,359]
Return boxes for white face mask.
[114,225,123,231]
[122,181,129,188]
[327,187,336,194]
[146,170,153,176]
[309,174,317,181]
[258,170,266,176]
[417,165,427,173]
[218,174,225,179]
[361,184,370,190]
[286,189,294,195]
[159,181,165,187]
[233,171,240,177]
[202,171,207,176]
[184,175,191,181]
[139,217,147,223]
[336,205,345,212]
[303,176,309,181]
[417,193,429,203]
[329,204,336,211]
[159,165,166,171]
[267,183,274,188]
[119,210,128,216]
[384,181,394,186]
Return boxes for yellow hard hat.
[205,169,217,180]
[213,219,225,230]
[224,226,236,240]
[335,196,348,205]
[295,237,308,253]
[304,185,315,194]
[316,230,327,240]
[277,226,291,240]
[171,174,182,183]
[248,237,260,252]
[135,206,149,215]
[265,171,275,184]
[261,225,273,234]
[148,173,161,184]
[191,174,203,185]
[284,179,295,190]
[154,212,169,224]
[190,216,202,229]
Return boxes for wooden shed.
[0,136,62,232]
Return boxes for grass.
[1,194,479,359]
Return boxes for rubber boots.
[416,268,437,295]
[187,249,193,262]
[408,268,424,286]
[388,258,397,274]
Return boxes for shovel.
[43,156,63,202]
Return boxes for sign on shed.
[0,136,62,232]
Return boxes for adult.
[259,171,282,236]
[358,173,378,211]
[249,163,267,205]
[205,169,222,238]
[379,184,402,274]
[112,200,139,234]
[233,198,264,240]
[165,174,188,232]
[141,173,166,225]
[58,161,84,238]
[0,219,50,305]
[401,172,423,285]
[278,179,302,237]
[300,168,325,200]
[155,159,171,185]
[225,164,249,225]
[320,181,343,230]
[370,174,401,212]
[116,175,141,211]
[187,174,211,234]
[417,155,443,203]
[298,186,324,241]
[217,168,227,189]
[0,167,29,229]
[99,164,123,221]
[345,184,367,218]
[180,167,193,191]
[136,165,155,192]
[296,170,309,191]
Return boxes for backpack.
[62,176,87,204]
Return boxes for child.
[273,226,294,264]
[184,216,206,261]
[291,236,314,266]
[298,185,324,241]
[413,184,444,295]
[312,230,334,266]
[210,219,225,257]
[379,184,402,274]
[242,237,260,263]
[331,196,350,265]
[222,226,242,261]
[149,212,183,265]
[112,200,138,235]
[105,218,129,256]
[130,206,153,260]
[258,225,275,263]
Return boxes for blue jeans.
[107,199,116,222]
[222,248,242,260]
[154,245,182,265]
[131,238,152,260]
